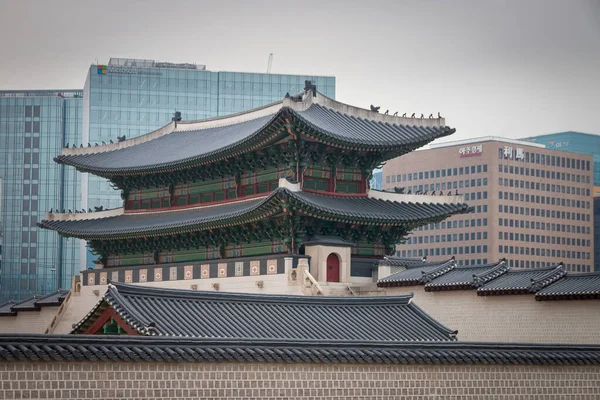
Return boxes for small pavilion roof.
[72,282,457,341]
[0,290,68,316]
[39,188,470,240]
[477,264,566,296]
[378,256,429,268]
[54,91,454,177]
[424,260,509,292]
[535,272,600,301]
[378,258,457,287]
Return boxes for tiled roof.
[0,290,68,316]
[1,334,599,365]
[72,282,457,341]
[378,256,428,268]
[39,188,470,239]
[378,259,456,287]
[477,265,566,296]
[54,94,455,176]
[424,261,509,292]
[535,273,600,301]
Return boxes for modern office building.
[595,197,600,271]
[382,137,594,272]
[521,132,600,272]
[0,58,336,300]
[80,58,335,268]
[370,170,383,190]
[0,90,83,301]
[521,132,600,186]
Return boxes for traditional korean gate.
[326,253,340,282]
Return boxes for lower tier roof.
[38,188,470,240]
[72,282,457,341]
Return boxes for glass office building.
[0,91,83,301]
[521,132,600,186]
[81,58,335,268]
[0,58,335,298]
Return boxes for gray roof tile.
[424,261,509,291]
[0,290,68,316]
[39,188,470,239]
[477,265,566,296]
[535,272,600,301]
[378,259,456,287]
[72,282,457,342]
[1,334,600,365]
[55,102,454,176]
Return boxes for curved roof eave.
[38,188,470,240]
[54,92,456,177]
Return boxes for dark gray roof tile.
[72,282,457,342]
[535,272,600,301]
[424,261,509,291]
[478,265,566,296]
[1,334,600,365]
[39,188,470,239]
[378,259,456,287]
[55,99,454,176]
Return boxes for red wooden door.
[326,253,340,282]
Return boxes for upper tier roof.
[55,91,454,176]
[72,282,457,341]
[38,187,470,240]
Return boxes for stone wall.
[0,361,598,399]
[384,286,600,344]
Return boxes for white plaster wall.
[305,245,351,283]
[0,307,60,334]
[384,286,600,344]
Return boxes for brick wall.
[385,286,600,343]
[0,362,598,399]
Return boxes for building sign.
[503,146,525,160]
[546,141,569,150]
[459,145,483,157]
[97,65,162,76]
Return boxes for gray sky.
[1,0,599,141]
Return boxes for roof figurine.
[39,87,468,277]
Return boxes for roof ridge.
[472,261,510,287]
[109,281,414,306]
[421,260,457,283]
[529,265,567,293]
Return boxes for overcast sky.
[0,0,598,141]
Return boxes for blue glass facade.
[522,132,600,186]
[81,60,335,268]
[0,91,82,301]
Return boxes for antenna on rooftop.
[266,53,273,74]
